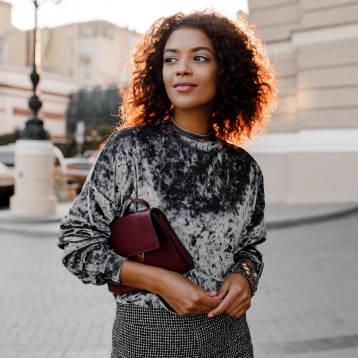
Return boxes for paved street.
[250,210,358,358]
[0,209,357,357]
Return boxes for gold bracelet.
[229,261,259,296]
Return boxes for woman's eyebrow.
[164,46,215,55]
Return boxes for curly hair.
[119,10,278,144]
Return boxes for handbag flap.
[109,208,160,257]
[149,208,194,270]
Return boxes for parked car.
[0,161,14,207]
[59,157,94,190]
[0,144,15,167]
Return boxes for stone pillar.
[10,139,57,216]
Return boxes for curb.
[1,203,358,236]
[0,202,70,237]
[266,204,358,230]
[0,223,61,237]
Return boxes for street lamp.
[10,0,62,217]
[21,0,62,139]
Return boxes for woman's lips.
[173,82,197,92]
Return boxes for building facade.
[32,21,138,85]
[0,0,139,139]
[248,0,358,203]
[0,63,94,141]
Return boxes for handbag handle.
[123,198,150,215]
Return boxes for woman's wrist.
[228,260,259,296]
[119,260,176,294]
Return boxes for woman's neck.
[172,110,212,135]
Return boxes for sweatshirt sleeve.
[234,162,266,278]
[57,131,135,286]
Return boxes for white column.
[10,139,57,216]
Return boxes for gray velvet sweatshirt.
[58,121,266,310]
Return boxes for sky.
[5,0,249,33]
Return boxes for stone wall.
[248,0,358,203]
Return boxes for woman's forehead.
[164,27,214,51]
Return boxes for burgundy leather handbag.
[107,199,194,295]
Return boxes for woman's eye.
[164,57,177,63]
[193,55,209,62]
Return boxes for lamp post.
[21,0,62,139]
[21,1,46,139]
[10,0,62,217]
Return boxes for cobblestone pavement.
[249,210,358,358]
[0,210,357,357]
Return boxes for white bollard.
[10,139,57,216]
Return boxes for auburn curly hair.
[119,10,278,144]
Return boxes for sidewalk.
[1,201,358,236]
[1,201,357,358]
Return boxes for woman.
[58,10,278,357]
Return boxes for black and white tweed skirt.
[111,303,254,358]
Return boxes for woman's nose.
[176,61,192,76]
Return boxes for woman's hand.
[119,260,220,316]
[154,270,221,316]
[207,273,252,319]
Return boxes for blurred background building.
[0,0,357,204]
[248,0,358,203]
[0,0,139,141]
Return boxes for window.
[0,37,7,64]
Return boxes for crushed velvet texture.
[58,122,266,310]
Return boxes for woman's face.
[162,27,218,114]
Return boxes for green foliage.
[0,131,20,146]
[66,87,122,134]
